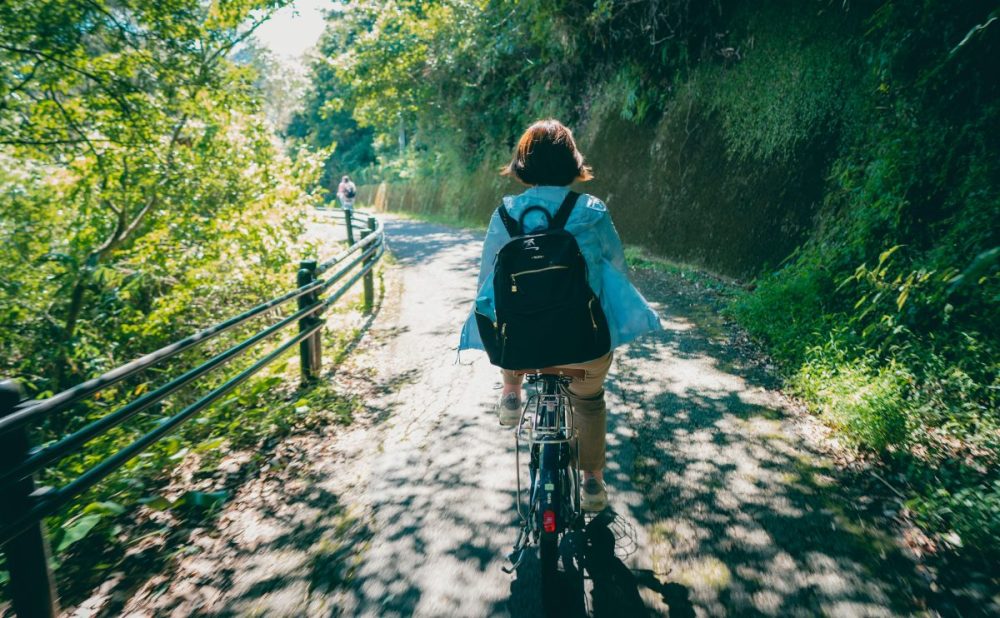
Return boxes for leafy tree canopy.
[0,0,313,392]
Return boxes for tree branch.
[81,0,144,50]
[0,44,137,119]
[5,58,43,96]
[0,44,108,86]
[98,112,189,258]
[203,7,286,68]
[47,87,105,163]
[0,138,118,146]
[45,87,126,218]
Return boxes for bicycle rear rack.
[504,376,581,573]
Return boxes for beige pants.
[501,352,613,471]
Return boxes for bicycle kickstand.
[502,526,529,573]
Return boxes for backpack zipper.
[510,265,569,293]
[588,298,597,329]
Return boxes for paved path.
[119,216,925,617]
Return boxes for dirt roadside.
[111,215,937,617]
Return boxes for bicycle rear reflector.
[543,510,556,532]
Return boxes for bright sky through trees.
[254,0,330,64]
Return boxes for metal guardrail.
[0,208,385,618]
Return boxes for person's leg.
[571,390,607,481]
[558,352,613,511]
[500,369,523,398]
[496,369,524,426]
[564,352,613,482]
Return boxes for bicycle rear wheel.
[539,530,560,615]
[536,442,562,616]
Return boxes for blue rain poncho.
[459,186,662,353]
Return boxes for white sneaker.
[581,477,608,512]
[497,393,521,426]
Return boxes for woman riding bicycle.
[459,119,661,512]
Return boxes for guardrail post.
[0,380,58,618]
[343,206,355,246]
[361,216,377,315]
[296,260,322,382]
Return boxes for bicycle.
[502,366,587,612]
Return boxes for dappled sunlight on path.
[605,270,923,616]
[327,218,515,616]
[118,216,924,617]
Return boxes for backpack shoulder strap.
[497,203,520,237]
[551,191,581,230]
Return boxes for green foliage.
[729,261,833,364]
[704,4,856,162]
[297,0,1000,560]
[729,0,1000,557]
[911,480,1000,555]
[0,0,369,604]
[289,0,726,181]
[0,0,311,394]
[286,14,377,192]
[791,340,910,452]
[56,501,124,553]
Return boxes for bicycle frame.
[504,373,581,573]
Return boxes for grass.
[730,266,1000,560]
[623,245,741,297]
[791,352,909,453]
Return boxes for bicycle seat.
[512,367,587,380]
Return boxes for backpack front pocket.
[509,265,569,293]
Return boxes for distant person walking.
[337,175,357,210]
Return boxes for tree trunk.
[398,117,406,156]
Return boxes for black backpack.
[345,185,356,198]
[476,191,611,369]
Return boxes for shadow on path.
[509,509,697,618]
[600,268,927,616]
[382,218,480,269]
[114,217,932,617]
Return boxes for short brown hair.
[501,119,593,186]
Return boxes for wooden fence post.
[343,206,355,246]
[362,216,377,315]
[297,260,322,382]
[0,380,58,618]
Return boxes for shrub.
[793,344,910,453]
